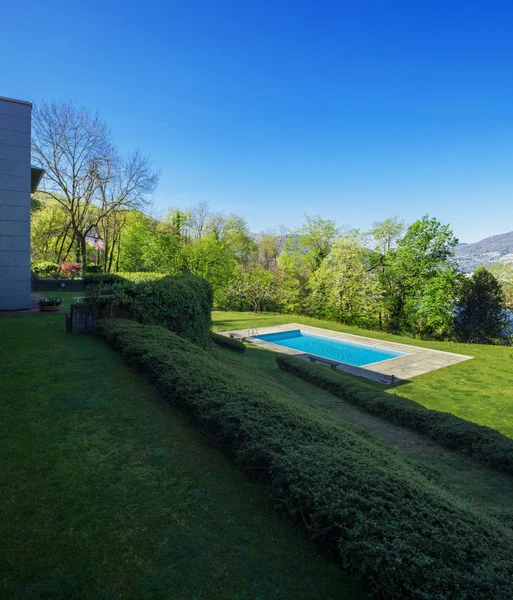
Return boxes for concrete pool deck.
[220,323,473,383]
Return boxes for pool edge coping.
[219,323,473,383]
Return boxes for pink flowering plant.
[60,262,81,278]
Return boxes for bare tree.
[32,100,159,274]
[189,201,210,239]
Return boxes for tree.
[189,201,210,239]
[309,235,379,325]
[143,234,182,273]
[229,266,277,313]
[255,231,282,271]
[369,217,405,255]
[368,217,405,328]
[31,192,77,265]
[490,263,513,309]
[280,215,339,273]
[31,100,159,274]
[381,215,462,337]
[455,267,511,344]
[180,235,237,301]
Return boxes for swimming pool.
[255,329,407,367]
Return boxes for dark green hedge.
[83,272,165,288]
[87,274,212,345]
[210,331,246,352]
[96,319,513,600]
[276,354,513,475]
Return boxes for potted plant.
[38,297,63,312]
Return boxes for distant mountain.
[455,231,513,272]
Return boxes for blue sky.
[2,0,512,242]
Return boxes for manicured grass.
[212,311,513,439]
[0,314,362,600]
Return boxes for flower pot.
[39,305,61,312]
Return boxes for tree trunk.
[80,236,87,276]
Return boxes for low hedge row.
[96,319,513,600]
[210,331,246,352]
[276,354,513,475]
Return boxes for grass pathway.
[0,314,362,600]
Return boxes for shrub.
[96,319,513,600]
[38,296,63,307]
[89,275,212,345]
[83,273,124,287]
[276,354,513,475]
[31,261,60,278]
[83,272,164,288]
[85,265,103,274]
[60,262,81,278]
[210,331,246,352]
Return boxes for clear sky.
[2,0,512,242]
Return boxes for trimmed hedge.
[96,319,513,600]
[83,272,165,287]
[276,354,513,475]
[87,274,213,345]
[210,331,246,352]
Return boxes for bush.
[89,275,212,345]
[276,354,513,475]
[96,319,513,600]
[210,331,246,352]
[60,262,81,278]
[31,261,60,278]
[38,296,63,307]
[85,265,103,274]
[83,272,164,288]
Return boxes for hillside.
[455,231,513,272]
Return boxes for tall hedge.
[89,274,212,345]
[96,319,513,600]
[276,354,513,475]
[83,272,165,288]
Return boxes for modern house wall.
[0,97,32,310]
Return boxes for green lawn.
[0,314,362,600]
[212,311,513,439]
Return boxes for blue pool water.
[255,329,406,367]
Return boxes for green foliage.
[210,331,246,352]
[38,296,63,306]
[228,265,278,312]
[143,233,182,273]
[180,235,237,301]
[276,354,513,475]
[280,215,339,273]
[96,319,513,600]
[381,215,462,337]
[456,267,511,344]
[31,260,60,277]
[93,275,213,345]
[309,235,379,326]
[31,193,76,265]
[83,272,165,288]
[117,210,157,272]
[85,264,103,273]
[369,216,405,254]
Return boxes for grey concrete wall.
[0,97,32,310]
